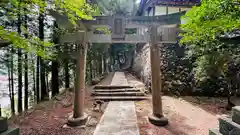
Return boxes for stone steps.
[219,116,240,135]
[232,106,240,124]
[94,85,134,89]
[92,92,145,96]
[209,106,240,135]
[94,88,142,93]
[94,96,148,101]
[209,129,222,135]
[92,72,147,101]
[93,101,140,135]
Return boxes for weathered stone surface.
[67,113,88,127]
[0,128,19,135]
[94,96,148,101]
[94,88,141,93]
[219,117,240,135]
[93,101,139,135]
[92,92,145,96]
[209,129,222,135]
[94,85,133,89]
[148,115,168,126]
[0,117,8,133]
[232,106,240,125]
[92,78,101,85]
[110,72,129,86]
[92,72,147,101]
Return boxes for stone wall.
[131,43,151,86]
[131,42,193,94]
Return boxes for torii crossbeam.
[49,10,184,127]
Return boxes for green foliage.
[160,43,193,95]
[181,0,240,44]
[0,26,52,58]
[0,0,98,58]
[97,0,139,15]
[180,0,240,88]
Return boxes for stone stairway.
[92,72,147,101]
[93,72,141,135]
[209,106,240,135]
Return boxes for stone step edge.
[93,90,142,93]
[219,116,240,135]
[1,128,20,135]
[94,85,134,89]
[95,87,141,90]
[209,128,222,135]
[232,106,240,125]
[92,92,145,95]
[92,93,145,97]
[94,96,148,101]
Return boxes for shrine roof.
[137,0,201,15]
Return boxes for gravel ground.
[7,72,228,135]
[8,73,114,135]
[124,73,224,135]
[135,96,224,135]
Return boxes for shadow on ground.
[135,99,198,135]
[7,73,114,135]
[180,96,230,115]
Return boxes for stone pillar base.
[0,117,8,133]
[1,128,19,135]
[148,114,168,126]
[67,113,88,127]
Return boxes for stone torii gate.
[50,10,185,127]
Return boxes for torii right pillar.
[148,25,169,126]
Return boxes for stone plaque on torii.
[49,10,184,127]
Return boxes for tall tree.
[36,58,40,103]
[38,2,47,100]
[51,21,59,96]
[24,7,28,110]
[64,44,70,88]
[17,1,23,113]
[7,46,15,115]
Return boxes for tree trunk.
[24,53,28,110]
[36,57,40,103]
[46,72,48,93]
[64,44,69,88]
[64,60,70,88]
[9,47,15,115]
[24,8,28,110]
[31,55,36,102]
[17,50,23,113]
[39,9,47,100]
[40,60,47,100]
[52,59,59,97]
[51,21,59,96]
[17,4,23,113]
[98,54,102,75]
[101,54,104,74]
[89,55,93,82]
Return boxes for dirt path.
[9,73,114,135]
[135,96,220,135]
[125,73,220,135]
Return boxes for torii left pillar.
[67,41,88,127]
